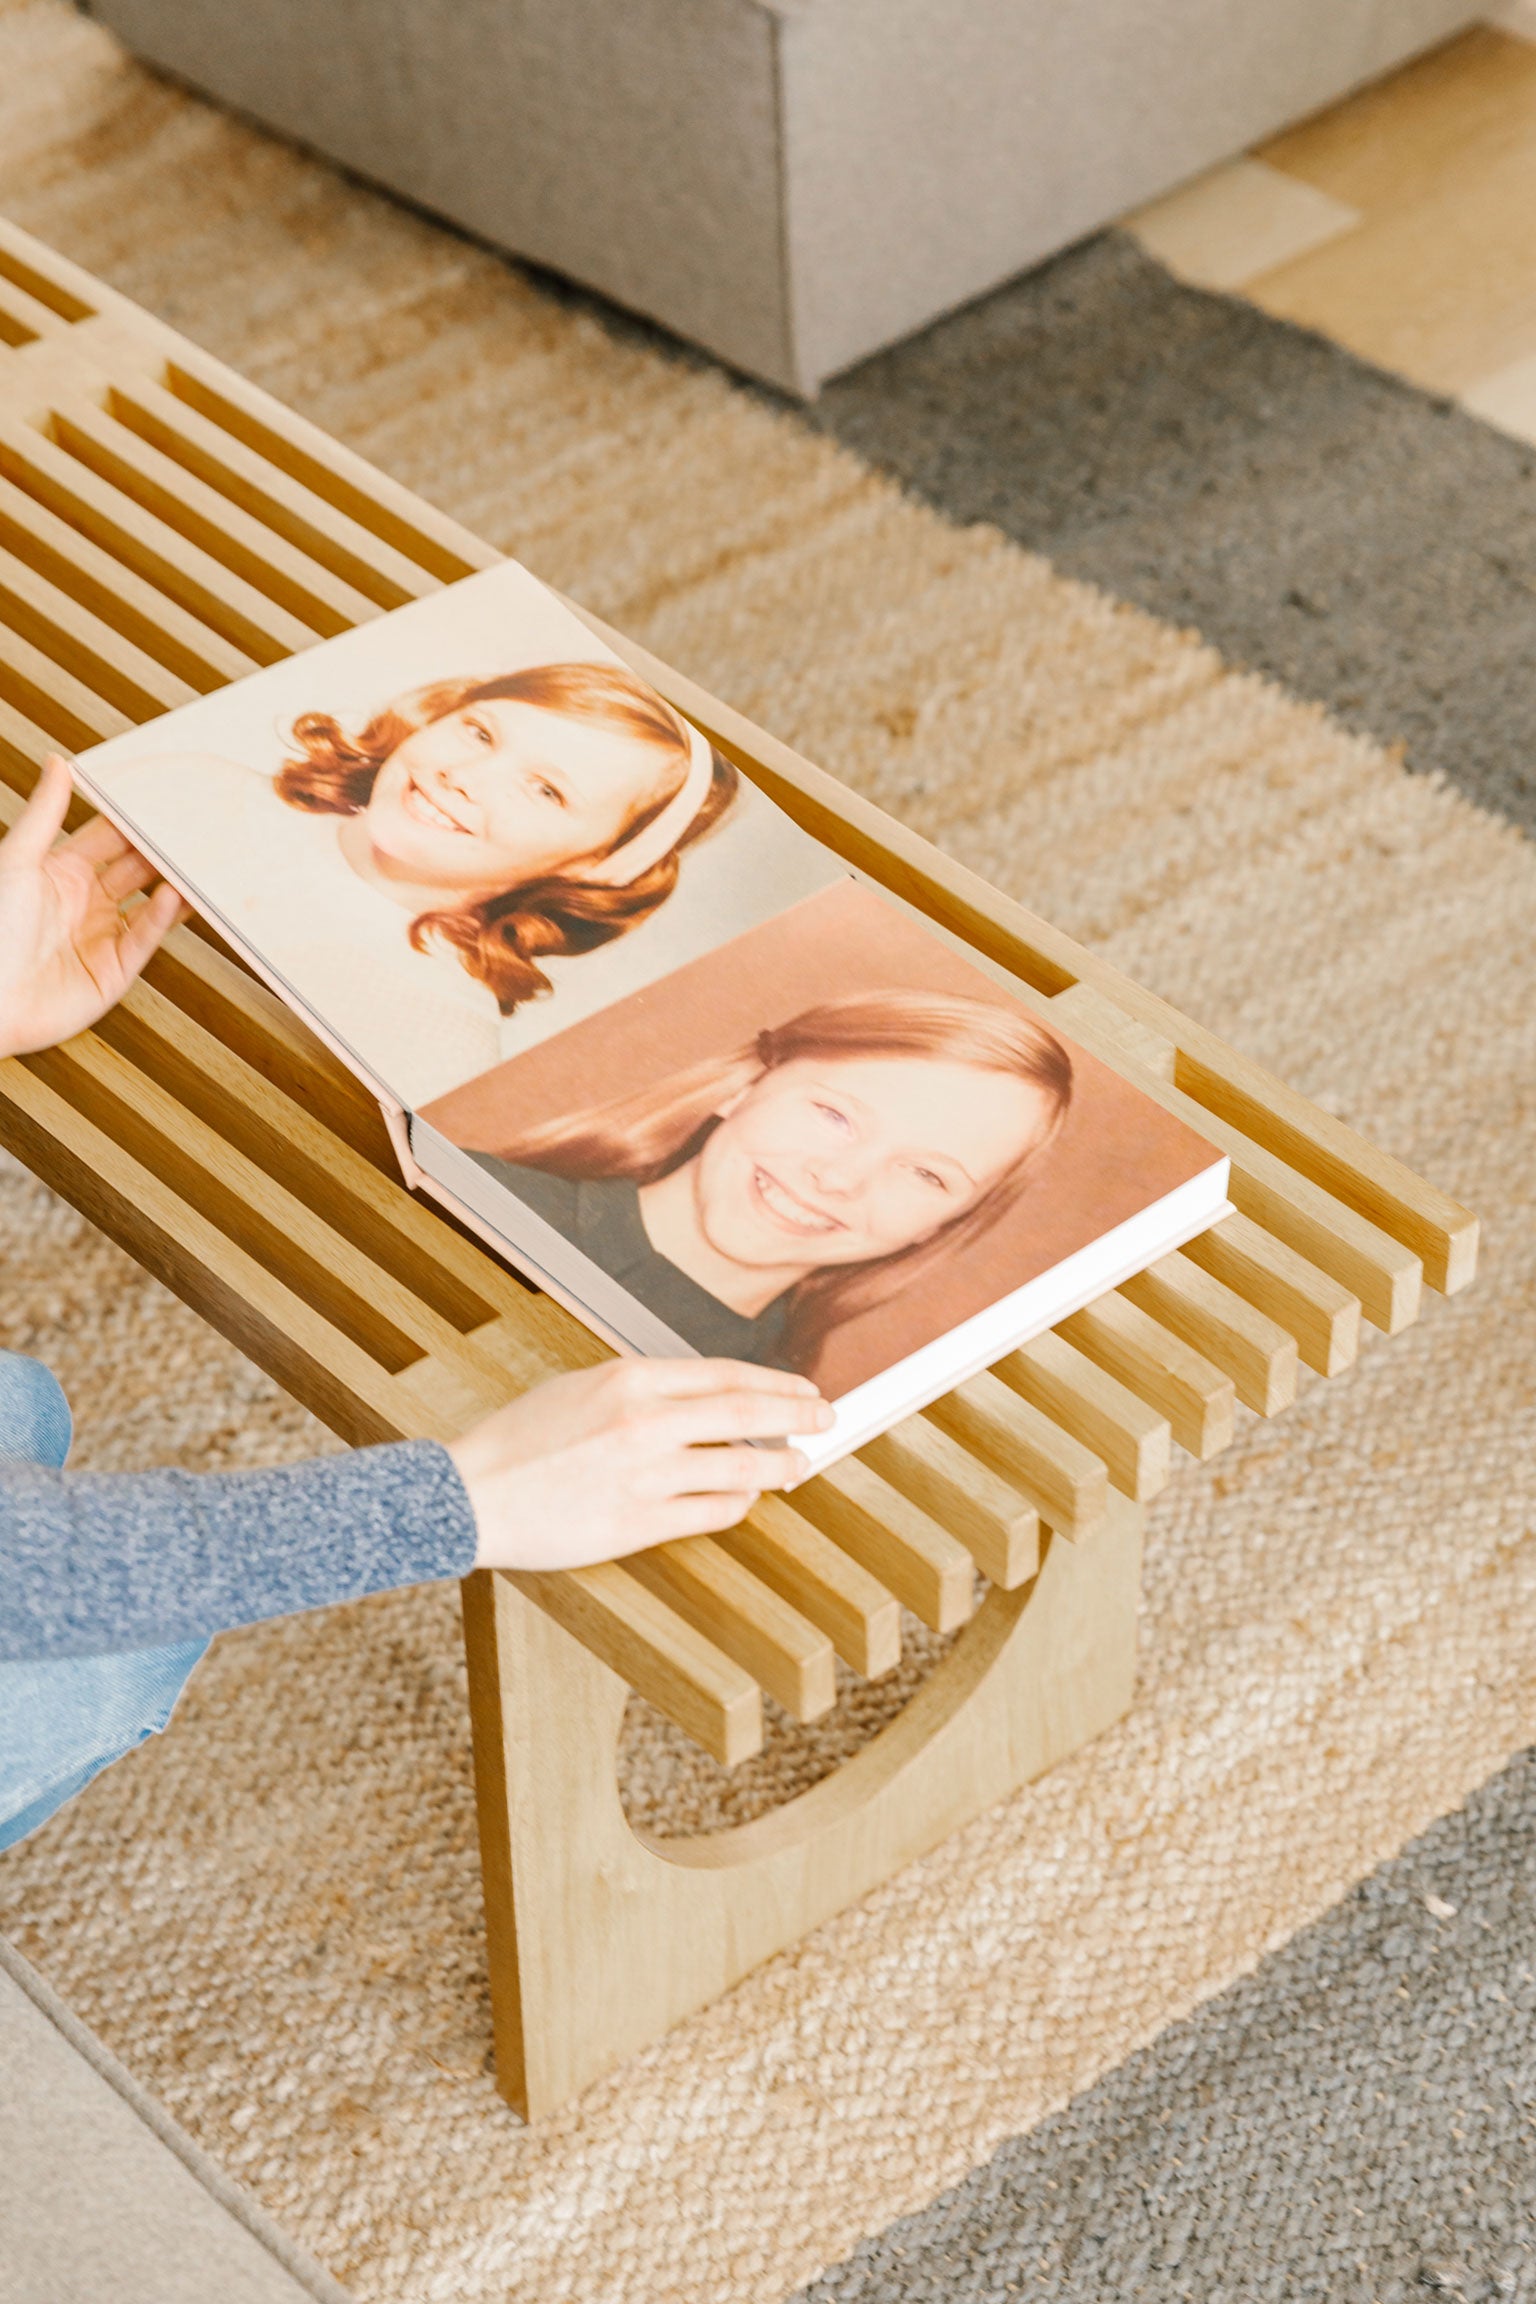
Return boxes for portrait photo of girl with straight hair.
[421,879,1229,1407]
[461,990,1075,1379]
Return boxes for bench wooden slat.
[0,694,56,791]
[0,614,132,750]
[1024,967,1423,1338]
[0,1053,416,1444]
[0,707,92,832]
[626,1538,838,1723]
[857,1416,1039,1588]
[1182,1210,1362,1377]
[0,224,96,323]
[1172,1045,1477,1298]
[0,410,321,662]
[1224,1160,1419,1336]
[1057,1292,1236,1461]
[792,1456,976,1634]
[509,1563,764,1768]
[0,272,72,349]
[102,374,439,612]
[925,1372,1110,1539]
[723,1498,902,1678]
[0,462,256,688]
[1045,980,1178,1081]
[1121,1254,1300,1417]
[25,1032,463,1376]
[160,358,487,587]
[0,533,198,719]
[50,1011,622,1413]
[994,1330,1173,1502]
[48,392,387,638]
[0,211,474,584]
[95,977,514,1336]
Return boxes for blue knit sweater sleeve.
[0,1441,480,1661]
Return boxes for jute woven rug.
[2,6,1535,2299]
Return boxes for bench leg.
[461,1492,1143,2120]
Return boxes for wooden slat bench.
[0,217,1478,2118]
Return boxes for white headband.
[577,717,716,888]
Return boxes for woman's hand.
[448,1358,835,1573]
[0,754,188,1059]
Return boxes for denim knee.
[0,1352,72,1469]
[0,1351,207,1852]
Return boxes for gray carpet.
[812,232,1536,837]
[786,239,1536,2302]
[797,1748,1536,2304]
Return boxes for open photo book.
[73,560,1230,1471]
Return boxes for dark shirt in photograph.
[473,1159,795,1370]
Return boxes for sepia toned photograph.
[74,562,840,1106]
[422,882,1221,1397]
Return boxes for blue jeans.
[0,1352,207,1850]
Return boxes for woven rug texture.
[1,6,1534,2300]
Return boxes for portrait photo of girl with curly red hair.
[75,563,841,1106]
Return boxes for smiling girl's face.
[685,1052,1058,1278]
[360,698,676,895]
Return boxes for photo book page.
[414,881,1230,1463]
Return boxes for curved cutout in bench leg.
[462,1492,1142,2120]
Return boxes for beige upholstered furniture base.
[82,0,1481,393]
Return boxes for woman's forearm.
[0,1441,479,1661]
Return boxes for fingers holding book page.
[0,754,188,1060]
[446,1360,834,1572]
